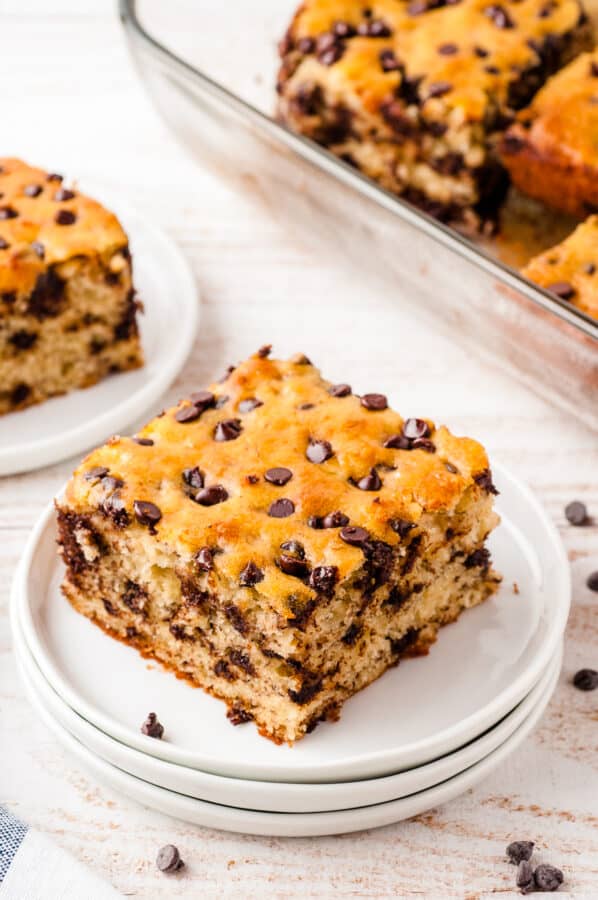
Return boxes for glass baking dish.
[120,0,598,430]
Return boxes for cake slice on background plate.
[0,157,143,415]
[57,348,501,744]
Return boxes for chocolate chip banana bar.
[522,215,598,320]
[0,158,142,415]
[277,0,591,228]
[57,348,501,744]
[501,51,598,219]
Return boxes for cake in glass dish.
[276,0,592,229]
[522,215,598,320]
[0,157,142,415]
[57,348,501,743]
[501,51,598,219]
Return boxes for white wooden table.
[1,3,597,897]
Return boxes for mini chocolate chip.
[438,42,458,55]
[278,553,310,578]
[445,461,459,474]
[389,518,415,538]
[306,439,333,463]
[583,262,596,274]
[322,511,350,528]
[84,465,109,482]
[407,0,429,13]
[565,500,588,525]
[175,404,201,423]
[411,437,436,452]
[268,498,295,518]
[0,237,9,250]
[239,560,264,586]
[218,365,235,382]
[307,515,323,529]
[54,188,75,201]
[132,436,154,446]
[47,172,63,182]
[484,4,514,27]
[474,469,499,495]
[590,61,598,77]
[182,466,204,489]
[297,36,316,53]
[265,466,293,486]
[214,418,242,441]
[356,468,382,491]
[101,475,124,492]
[156,844,184,873]
[196,547,214,571]
[195,484,228,506]
[474,45,489,57]
[573,668,598,691]
[384,433,410,449]
[246,474,259,484]
[547,281,575,300]
[298,402,315,410]
[332,19,355,37]
[133,500,162,528]
[31,240,45,258]
[24,184,43,197]
[507,841,535,864]
[309,565,338,595]
[361,393,388,411]
[238,397,263,413]
[484,64,500,75]
[427,80,453,98]
[340,525,369,546]
[141,712,164,739]
[357,18,391,36]
[190,389,215,409]
[0,206,18,219]
[586,571,598,591]
[55,209,76,225]
[533,864,563,892]
[280,540,305,558]
[402,417,431,440]
[256,343,272,357]
[328,382,352,397]
[379,49,401,71]
[516,860,535,893]
[9,330,37,350]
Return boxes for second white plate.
[13,607,561,813]
[14,462,570,783]
[0,180,199,475]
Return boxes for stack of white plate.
[11,463,569,837]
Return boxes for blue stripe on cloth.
[0,807,28,883]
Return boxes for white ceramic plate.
[12,607,561,813]
[0,181,199,476]
[15,462,570,783]
[15,646,559,837]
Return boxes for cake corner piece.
[57,348,502,744]
[0,156,143,415]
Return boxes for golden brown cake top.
[280,0,588,123]
[504,50,598,164]
[63,350,494,614]
[0,157,129,297]
[522,215,598,320]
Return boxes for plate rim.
[0,184,199,475]
[13,459,570,783]
[14,643,559,837]
[12,606,562,813]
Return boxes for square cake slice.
[522,215,598,320]
[276,0,591,228]
[0,157,143,415]
[57,349,501,744]
[500,51,598,219]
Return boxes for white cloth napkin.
[0,806,121,899]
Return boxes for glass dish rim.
[120,0,598,341]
